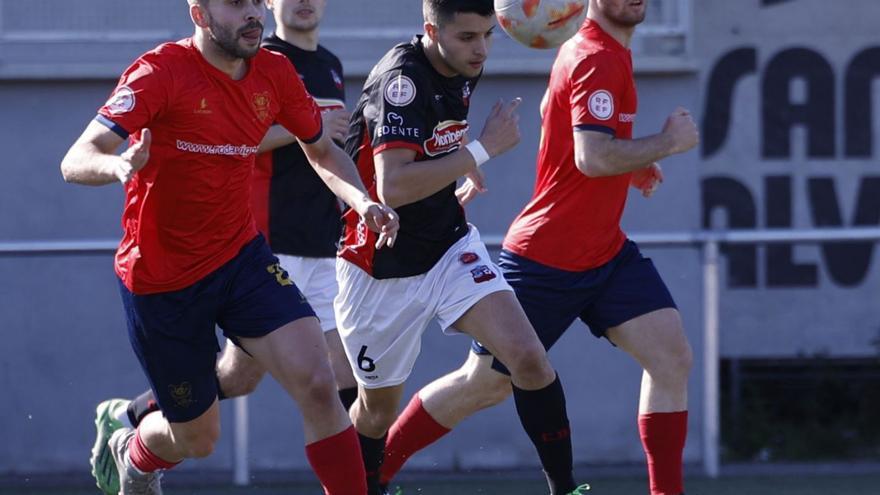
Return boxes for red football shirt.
[503,20,638,271]
[97,39,322,294]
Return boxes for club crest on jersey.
[106,86,135,115]
[330,68,344,91]
[588,89,614,121]
[384,74,417,107]
[459,252,480,264]
[462,82,471,106]
[424,120,468,156]
[470,265,496,283]
[252,91,272,122]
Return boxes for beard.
[608,9,646,27]
[208,19,263,60]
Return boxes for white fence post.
[702,239,721,478]
[233,396,250,485]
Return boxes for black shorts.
[472,240,676,373]
[118,235,315,422]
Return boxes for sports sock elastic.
[358,432,387,495]
[639,410,688,495]
[305,426,367,495]
[380,393,451,485]
[512,374,576,495]
[129,428,180,472]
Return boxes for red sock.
[129,429,180,473]
[380,394,451,486]
[305,425,367,495]
[638,411,688,495]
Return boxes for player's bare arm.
[61,121,151,186]
[574,106,698,177]
[300,132,399,247]
[259,107,350,153]
[378,97,521,208]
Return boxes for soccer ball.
[495,0,588,49]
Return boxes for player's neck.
[421,35,458,78]
[276,26,319,52]
[193,31,249,80]
[588,14,636,48]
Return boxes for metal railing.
[3,226,879,482]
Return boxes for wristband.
[464,140,491,167]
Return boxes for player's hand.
[631,162,663,198]
[662,107,699,155]
[356,200,399,249]
[478,97,522,158]
[456,168,488,206]
[322,108,351,144]
[116,129,151,184]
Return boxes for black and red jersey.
[339,35,479,279]
[252,35,346,258]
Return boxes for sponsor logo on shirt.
[424,120,469,156]
[470,265,497,283]
[195,97,212,115]
[176,140,259,157]
[459,252,480,264]
[588,89,614,121]
[377,112,421,138]
[384,75,417,107]
[106,86,135,115]
[252,91,272,122]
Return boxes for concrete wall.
[0,0,877,479]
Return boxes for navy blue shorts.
[472,240,676,372]
[118,235,315,423]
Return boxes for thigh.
[334,258,432,389]
[118,278,221,423]
[581,240,677,339]
[605,308,689,369]
[218,236,317,341]
[278,255,339,332]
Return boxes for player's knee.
[646,338,693,384]
[300,368,340,408]
[504,343,553,381]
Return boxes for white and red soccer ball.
[495,0,588,49]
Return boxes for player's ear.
[190,2,210,29]
[424,21,439,42]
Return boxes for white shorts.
[334,225,512,388]
[276,254,338,332]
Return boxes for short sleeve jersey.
[252,35,346,258]
[503,20,638,271]
[339,36,478,279]
[97,39,322,294]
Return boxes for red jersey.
[97,39,322,294]
[503,20,637,271]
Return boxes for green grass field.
[5,473,879,495]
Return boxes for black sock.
[338,387,358,411]
[358,432,387,495]
[512,374,576,495]
[127,390,160,428]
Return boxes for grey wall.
[1,0,877,480]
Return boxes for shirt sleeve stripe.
[573,124,616,136]
[94,115,130,139]
[300,125,323,145]
[373,141,424,156]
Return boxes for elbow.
[575,155,611,178]
[60,159,77,183]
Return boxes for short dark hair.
[423,0,494,26]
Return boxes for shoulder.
[316,44,342,67]
[134,40,191,70]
